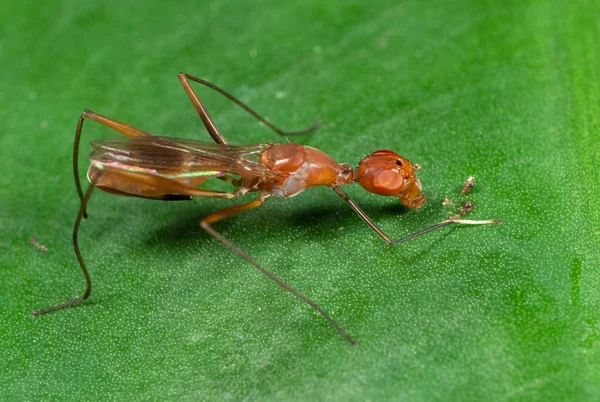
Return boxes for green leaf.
[2,0,599,400]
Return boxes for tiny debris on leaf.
[461,176,475,195]
[30,238,48,252]
[449,214,461,220]
[442,198,454,206]
[460,201,475,215]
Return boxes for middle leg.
[200,199,357,346]
[178,72,322,145]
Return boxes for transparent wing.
[90,136,275,178]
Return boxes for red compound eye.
[371,170,404,195]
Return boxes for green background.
[2,0,599,400]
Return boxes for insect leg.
[333,186,501,245]
[31,184,95,316]
[200,200,357,346]
[74,110,152,218]
[178,72,322,145]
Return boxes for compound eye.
[371,169,404,195]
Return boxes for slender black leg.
[333,186,501,245]
[178,72,321,145]
[31,184,96,316]
[200,199,357,346]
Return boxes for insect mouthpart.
[397,177,426,209]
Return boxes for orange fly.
[32,73,500,345]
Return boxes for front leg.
[332,186,501,245]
